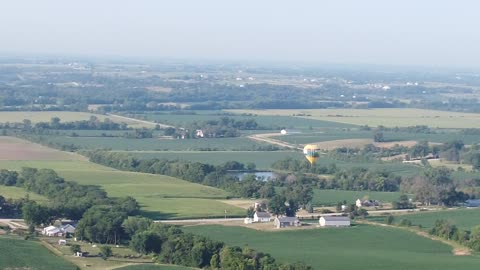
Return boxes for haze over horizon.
[1,0,479,68]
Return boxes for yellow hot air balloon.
[303,144,320,165]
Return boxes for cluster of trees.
[118,216,312,269]
[401,167,470,206]
[392,195,415,209]
[272,158,338,175]
[166,117,261,139]
[0,168,139,224]
[86,151,275,199]
[21,116,128,131]
[0,195,24,218]
[429,220,480,251]
[268,178,314,216]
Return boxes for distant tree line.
[271,158,401,192]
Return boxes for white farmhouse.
[253,211,272,222]
[319,216,351,227]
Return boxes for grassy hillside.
[117,264,195,270]
[0,160,244,219]
[369,208,480,230]
[184,225,480,270]
[0,236,78,270]
[312,189,402,206]
[0,185,47,203]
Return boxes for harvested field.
[0,136,83,161]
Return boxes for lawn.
[229,108,480,128]
[127,151,303,170]
[0,236,78,270]
[183,224,480,270]
[0,160,244,219]
[369,208,480,231]
[0,136,82,161]
[311,189,403,206]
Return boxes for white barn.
[319,216,350,227]
[253,212,271,222]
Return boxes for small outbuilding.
[319,216,351,227]
[254,211,272,222]
[273,217,300,229]
[244,217,253,224]
[58,239,67,245]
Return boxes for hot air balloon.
[303,144,320,165]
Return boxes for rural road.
[247,133,301,150]
[106,113,175,129]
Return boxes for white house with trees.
[253,211,271,222]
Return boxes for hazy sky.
[1,0,479,67]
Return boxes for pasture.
[127,150,303,169]
[0,160,244,219]
[311,189,403,206]
[0,236,78,270]
[229,108,480,128]
[369,208,480,230]
[0,185,47,202]
[183,224,480,270]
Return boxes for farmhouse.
[254,211,272,222]
[273,217,300,228]
[319,216,351,227]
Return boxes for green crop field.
[311,189,403,206]
[36,135,273,151]
[133,111,354,130]
[0,185,48,202]
[117,264,195,270]
[127,151,303,169]
[183,225,480,270]
[0,236,78,270]
[369,208,480,230]
[229,108,480,128]
[0,160,244,219]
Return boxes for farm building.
[42,224,76,237]
[465,199,480,207]
[319,216,351,227]
[254,211,272,222]
[356,199,380,208]
[273,217,300,228]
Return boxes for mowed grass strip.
[229,108,480,128]
[0,160,244,219]
[183,225,480,270]
[0,236,78,270]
